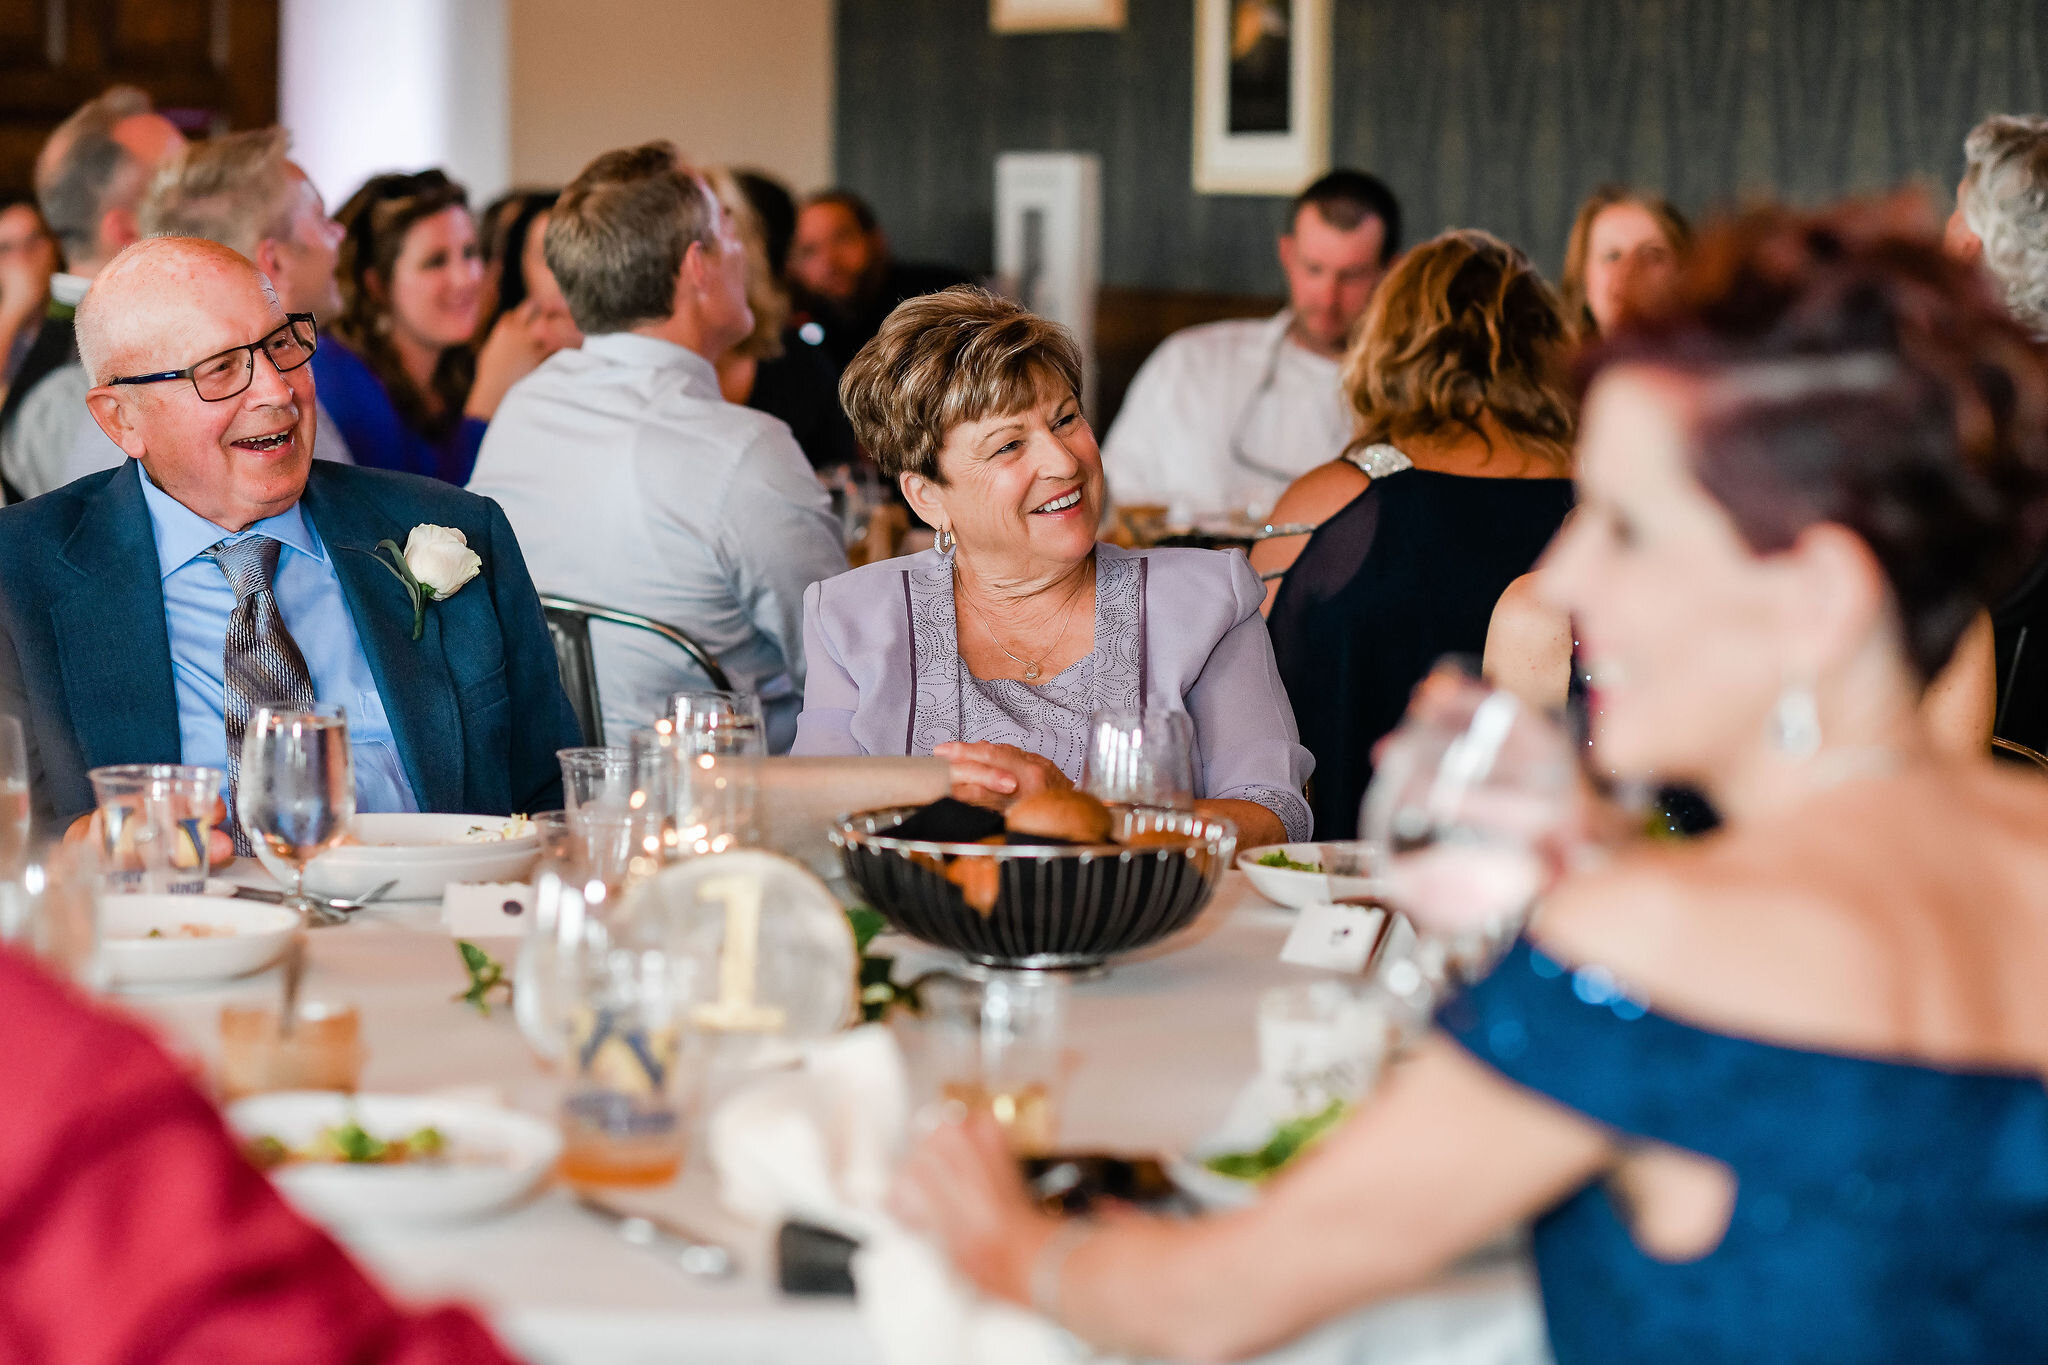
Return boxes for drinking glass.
[1079,708,1197,811]
[0,843,100,985]
[917,971,1067,1155]
[665,690,768,757]
[631,727,759,860]
[0,715,29,878]
[1359,659,1575,1019]
[239,704,356,927]
[557,746,634,811]
[515,819,615,1064]
[556,944,707,1186]
[88,764,221,894]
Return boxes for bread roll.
[1005,788,1113,844]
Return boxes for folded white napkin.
[706,1026,1097,1365]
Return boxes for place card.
[1279,901,1389,973]
[443,882,534,938]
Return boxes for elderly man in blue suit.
[0,236,580,838]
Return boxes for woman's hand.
[935,741,1070,809]
[464,300,551,420]
[890,1112,1057,1304]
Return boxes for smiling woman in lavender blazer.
[792,288,1312,848]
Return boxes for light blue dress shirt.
[135,462,419,813]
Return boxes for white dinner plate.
[226,1091,561,1225]
[303,813,540,901]
[98,895,299,988]
[1236,842,1381,909]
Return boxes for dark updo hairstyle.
[332,168,477,441]
[1588,202,2048,681]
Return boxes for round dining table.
[120,867,1546,1365]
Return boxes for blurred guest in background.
[0,941,528,1364]
[796,287,1311,849]
[477,187,583,359]
[1263,230,1576,839]
[1102,170,1401,527]
[321,170,548,484]
[733,168,798,281]
[470,143,845,751]
[898,204,2048,1365]
[1947,113,2048,758]
[708,168,858,472]
[1,86,184,502]
[786,188,975,371]
[129,128,355,473]
[0,201,57,405]
[1559,185,1690,338]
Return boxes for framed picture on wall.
[991,0,1125,33]
[1192,0,1331,195]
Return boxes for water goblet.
[665,689,767,757]
[1079,707,1197,812]
[239,704,356,927]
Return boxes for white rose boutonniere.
[361,524,483,640]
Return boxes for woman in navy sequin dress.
[890,205,2048,1363]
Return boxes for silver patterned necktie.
[206,535,317,855]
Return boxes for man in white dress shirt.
[469,142,846,751]
[1101,170,1401,525]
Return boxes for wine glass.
[1079,708,1196,811]
[239,703,356,927]
[665,690,767,757]
[1359,659,1576,1023]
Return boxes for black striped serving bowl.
[830,805,1238,971]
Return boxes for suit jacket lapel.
[299,468,465,811]
[53,464,181,770]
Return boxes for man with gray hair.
[1946,113,2048,337]
[132,128,353,467]
[0,86,185,501]
[468,141,845,750]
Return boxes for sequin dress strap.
[1340,442,1413,479]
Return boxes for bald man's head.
[81,236,317,532]
[35,87,186,275]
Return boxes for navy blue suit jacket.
[0,460,581,831]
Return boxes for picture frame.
[1192,0,1332,196]
[994,151,1103,410]
[990,0,1126,34]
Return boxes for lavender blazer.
[792,544,1315,838]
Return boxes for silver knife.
[574,1191,737,1279]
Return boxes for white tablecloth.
[122,871,1547,1365]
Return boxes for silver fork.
[228,878,399,915]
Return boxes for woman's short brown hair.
[840,286,1083,482]
[1342,228,1576,467]
[1590,201,2048,681]
[1560,185,1693,338]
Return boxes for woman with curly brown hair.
[1254,229,1578,836]
[312,170,548,484]
[893,203,2048,1365]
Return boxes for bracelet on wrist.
[1027,1219,1097,1323]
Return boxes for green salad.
[245,1119,446,1170]
[1254,849,1322,874]
[1201,1100,1348,1181]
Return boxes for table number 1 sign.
[690,872,790,1031]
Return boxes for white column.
[279,0,510,212]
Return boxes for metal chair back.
[1992,735,2048,776]
[538,595,734,747]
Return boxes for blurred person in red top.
[0,942,522,1365]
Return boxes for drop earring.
[934,526,956,555]
[1769,677,1823,759]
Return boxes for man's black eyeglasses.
[108,314,319,403]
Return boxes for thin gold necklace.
[956,565,1092,683]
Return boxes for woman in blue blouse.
[317,170,546,483]
[892,207,2048,1362]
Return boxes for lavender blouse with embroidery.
[794,544,1314,840]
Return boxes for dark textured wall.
[835,0,2048,294]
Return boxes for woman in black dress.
[1262,230,1577,838]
